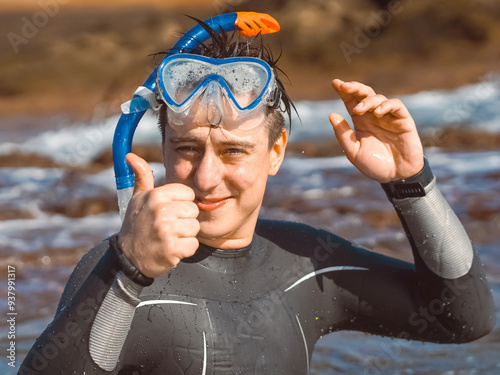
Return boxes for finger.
[160,201,199,219]
[329,113,360,160]
[331,78,345,93]
[157,217,200,242]
[162,217,200,237]
[374,98,412,119]
[156,183,196,202]
[176,237,199,256]
[166,236,200,268]
[353,94,388,115]
[126,153,154,194]
[178,218,201,238]
[332,79,377,115]
[333,79,377,100]
[332,79,358,111]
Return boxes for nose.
[194,149,225,193]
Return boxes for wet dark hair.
[155,16,297,148]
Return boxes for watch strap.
[109,235,155,287]
[381,158,434,200]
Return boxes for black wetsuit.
[20,171,495,374]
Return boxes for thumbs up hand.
[117,153,200,278]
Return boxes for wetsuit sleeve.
[339,159,496,342]
[381,157,473,278]
[19,236,153,374]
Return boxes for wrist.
[109,235,155,287]
[381,157,434,200]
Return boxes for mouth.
[195,196,231,212]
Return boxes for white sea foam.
[0,168,64,203]
[290,73,500,140]
[426,151,500,176]
[0,112,162,166]
[282,150,500,178]
[0,212,121,253]
[1,76,499,166]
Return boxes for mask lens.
[159,55,276,131]
[220,62,269,109]
[163,59,213,107]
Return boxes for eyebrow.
[218,139,257,150]
[169,136,201,144]
[169,136,257,150]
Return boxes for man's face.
[163,122,286,249]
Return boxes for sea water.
[1,76,499,374]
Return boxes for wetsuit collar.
[181,234,272,275]
[196,239,253,259]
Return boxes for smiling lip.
[195,197,231,212]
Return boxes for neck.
[197,201,262,249]
[198,231,254,250]
[198,213,258,250]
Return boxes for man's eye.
[224,148,245,155]
[176,146,198,154]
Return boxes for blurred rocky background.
[1,0,499,119]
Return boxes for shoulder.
[256,219,324,240]
[256,218,345,242]
[255,219,414,272]
[255,219,354,258]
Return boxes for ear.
[268,129,288,176]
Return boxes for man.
[21,16,495,375]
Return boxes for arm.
[328,80,495,342]
[19,237,152,374]
[347,161,495,342]
[381,158,472,280]
[21,153,199,373]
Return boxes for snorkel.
[112,12,280,220]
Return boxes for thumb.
[329,113,360,159]
[126,153,154,194]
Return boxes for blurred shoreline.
[1,0,499,120]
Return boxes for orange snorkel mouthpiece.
[235,12,280,36]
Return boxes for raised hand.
[329,79,424,183]
[117,153,200,278]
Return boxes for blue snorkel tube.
[112,12,280,219]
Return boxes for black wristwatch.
[381,157,434,200]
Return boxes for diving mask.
[156,54,277,130]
